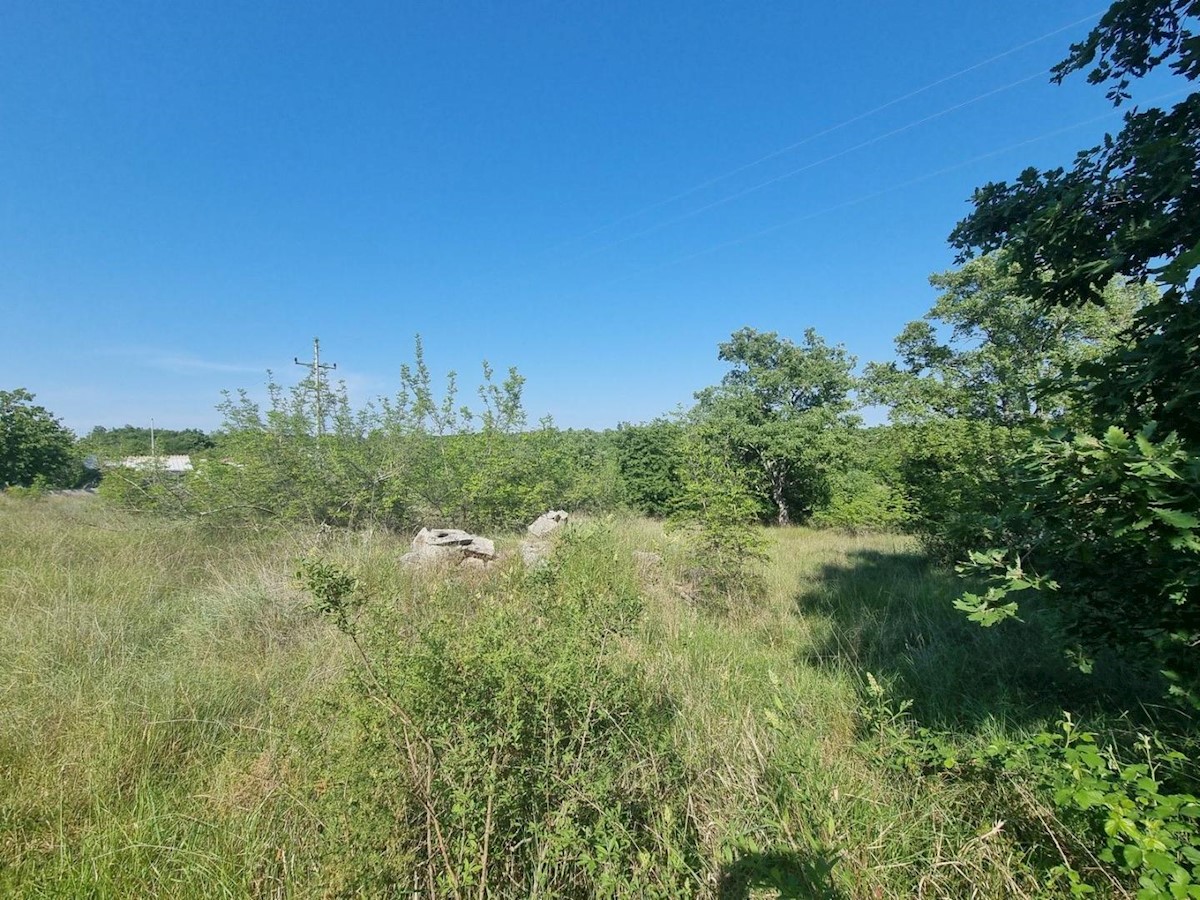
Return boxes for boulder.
[401,527,497,567]
[527,510,569,538]
[519,540,550,568]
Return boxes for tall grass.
[0,498,1156,896]
[0,495,338,896]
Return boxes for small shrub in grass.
[96,464,189,515]
[297,525,702,897]
[859,676,1200,898]
[668,429,766,609]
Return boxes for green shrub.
[668,427,766,608]
[859,677,1200,898]
[811,469,910,532]
[895,419,1028,562]
[614,419,685,518]
[296,525,701,897]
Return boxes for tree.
[865,254,1153,427]
[614,419,685,517]
[694,327,857,525]
[0,389,79,489]
[947,0,1200,702]
[950,0,1198,309]
[949,0,1198,443]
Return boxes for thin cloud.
[147,355,268,375]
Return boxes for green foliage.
[0,388,81,489]
[954,424,1200,701]
[1084,292,1200,447]
[669,423,766,606]
[1016,718,1200,899]
[865,255,1152,427]
[614,419,685,517]
[950,1,1199,308]
[892,419,1029,562]
[812,468,910,532]
[694,327,857,526]
[102,338,621,532]
[80,425,214,459]
[96,461,190,515]
[941,1,1200,711]
[810,427,910,531]
[296,525,702,897]
[861,679,1200,898]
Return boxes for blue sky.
[0,1,1175,433]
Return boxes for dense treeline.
[79,425,215,458]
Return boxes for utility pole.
[150,418,156,458]
[294,337,337,436]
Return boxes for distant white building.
[119,455,194,474]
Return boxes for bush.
[860,678,1200,898]
[668,427,766,607]
[614,419,685,518]
[99,340,623,533]
[895,419,1028,562]
[296,525,702,896]
[811,469,909,532]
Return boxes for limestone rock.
[402,527,497,567]
[519,540,550,568]
[527,510,569,538]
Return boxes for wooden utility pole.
[294,337,337,436]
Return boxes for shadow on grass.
[717,849,844,899]
[794,548,1163,731]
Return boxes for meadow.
[1,493,1161,898]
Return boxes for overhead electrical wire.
[569,67,1050,262]
[554,9,1105,248]
[456,10,1104,290]
[601,87,1190,287]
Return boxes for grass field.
[0,495,1151,897]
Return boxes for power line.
[602,87,1190,285]
[551,9,1104,249]
[456,10,1103,293]
[569,67,1049,262]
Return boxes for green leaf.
[1150,508,1200,530]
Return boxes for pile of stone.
[400,527,497,570]
[399,510,570,572]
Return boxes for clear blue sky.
[0,0,1166,433]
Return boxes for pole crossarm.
[294,337,337,436]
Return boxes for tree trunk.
[765,460,790,526]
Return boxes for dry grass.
[0,498,1105,897]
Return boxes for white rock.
[402,527,497,567]
[519,540,550,568]
[527,510,569,538]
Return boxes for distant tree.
[614,419,685,517]
[81,425,213,458]
[694,327,857,525]
[865,254,1153,427]
[0,389,79,489]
